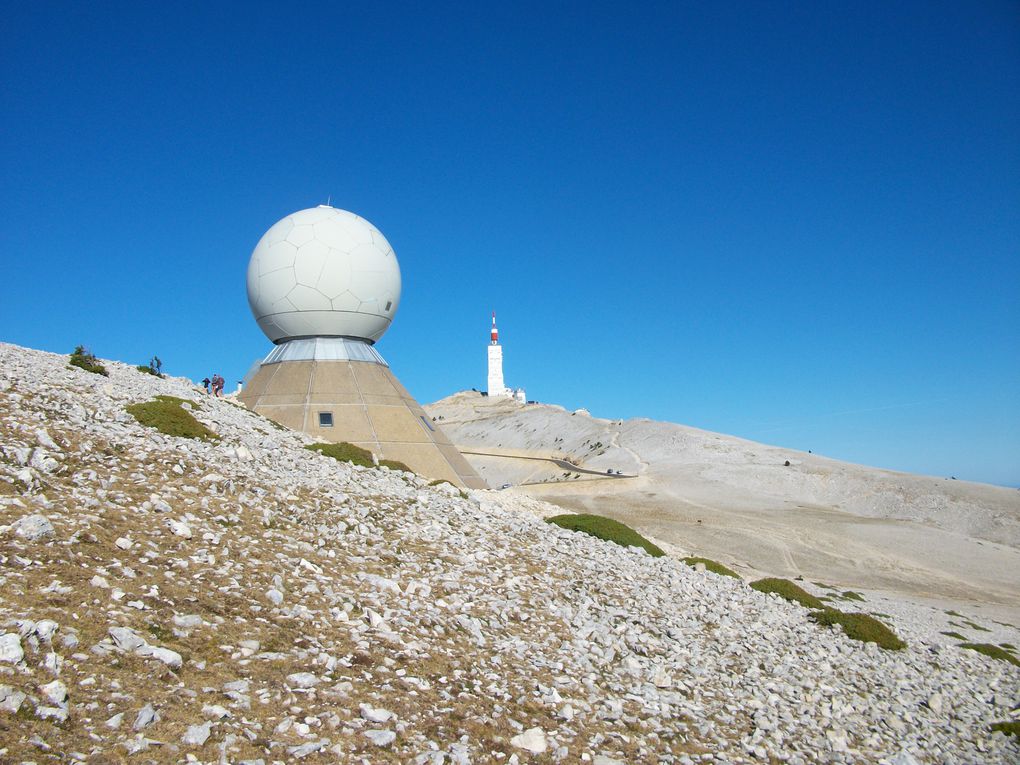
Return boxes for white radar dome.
[246,206,401,343]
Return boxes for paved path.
[459,448,635,479]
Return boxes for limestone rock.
[183,721,212,745]
[13,514,53,541]
[510,727,547,754]
[364,729,396,747]
[0,633,24,664]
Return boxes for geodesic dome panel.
[246,206,401,343]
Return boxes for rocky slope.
[0,342,1017,764]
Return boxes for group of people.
[202,374,225,397]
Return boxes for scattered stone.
[39,679,67,705]
[13,514,53,541]
[360,703,394,723]
[109,626,146,652]
[0,685,26,713]
[203,703,231,719]
[133,703,160,731]
[364,729,396,747]
[136,644,183,669]
[0,633,24,664]
[510,727,547,754]
[182,721,212,745]
[288,739,330,757]
[173,614,202,629]
[286,672,319,688]
[168,519,192,538]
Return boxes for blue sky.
[2,2,1018,486]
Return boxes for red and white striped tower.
[487,311,509,397]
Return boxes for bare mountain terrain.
[0,344,1017,764]
[426,392,1020,628]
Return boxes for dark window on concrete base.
[419,415,435,432]
[319,412,334,427]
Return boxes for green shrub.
[428,479,454,487]
[682,557,740,579]
[306,442,375,468]
[546,513,664,558]
[809,608,906,650]
[962,619,991,632]
[750,578,824,609]
[378,459,414,474]
[940,631,966,641]
[69,345,108,376]
[990,720,1019,737]
[125,396,216,440]
[959,643,1020,666]
[839,590,866,602]
[154,395,195,408]
[136,364,159,376]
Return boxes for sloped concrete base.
[239,359,487,489]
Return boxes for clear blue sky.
[2,2,1018,486]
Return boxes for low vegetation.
[379,459,414,474]
[681,557,740,579]
[305,443,418,477]
[962,619,991,632]
[958,643,1020,667]
[809,608,906,650]
[990,720,1019,738]
[546,513,664,558]
[125,396,217,441]
[69,345,107,376]
[750,578,824,609]
[135,364,159,376]
[305,442,375,468]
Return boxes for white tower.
[487,312,510,398]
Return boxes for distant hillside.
[427,391,1020,546]
[427,391,1020,611]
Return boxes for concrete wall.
[239,359,487,489]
